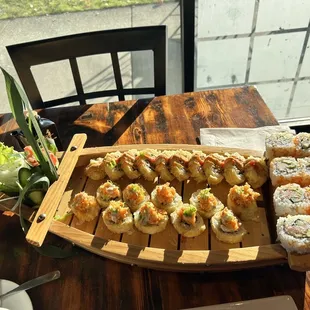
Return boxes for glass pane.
[195,0,310,121]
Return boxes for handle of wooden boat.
[26,134,87,247]
[288,253,310,272]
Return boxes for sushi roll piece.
[134,202,169,234]
[244,156,268,189]
[188,151,208,183]
[103,151,124,181]
[189,188,224,219]
[298,157,310,187]
[120,149,141,180]
[227,183,260,221]
[136,149,159,181]
[203,153,226,185]
[85,157,106,180]
[211,207,247,244]
[169,150,192,182]
[102,201,133,234]
[170,204,206,237]
[273,183,310,216]
[265,131,295,160]
[294,132,310,157]
[96,181,122,208]
[151,182,182,214]
[155,150,175,182]
[270,157,303,187]
[223,153,246,186]
[123,183,150,212]
[70,192,100,223]
[277,215,310,254]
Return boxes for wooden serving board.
[3,138,309,272]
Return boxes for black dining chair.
[6,26,167,109]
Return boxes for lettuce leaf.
[0,142,28,193]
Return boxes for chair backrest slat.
[110,52,125,101]
[69,58,86,105]
[7,26,167,108]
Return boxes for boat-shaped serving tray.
[1,134,310,272]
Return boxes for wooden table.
[0,86,309,310]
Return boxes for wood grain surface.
[0,87,308,310]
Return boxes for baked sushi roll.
[169,150,192,182]
[151,182,182,214]
[189,188,224,219]
[227,183,260,221]
[298,157,310,187]
[155,150,175,182]
[244,156,268,189]
[136,149,159,181]
[85,157,106,180]
[102,201,133,234]
[188,151,207,183]
[96,181,122,208]
[270,157,303,187]
[211,207,246,244]
[273,183,310,216]
[123,183,150,212]
[120,149,141,180]
[223,153,246,186]
[265,131,295,160]
[277,215,310,254]
[70,192,100,223]
[203,153,226,185]
[134,202,169,234]
[294,132,310,157]
[170,204,206,237]
[103,151,124,181]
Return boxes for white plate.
[182,296,298,310]
[0,280,33,310]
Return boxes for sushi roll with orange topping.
[170,204,206,237]
[188,151,207,183]
[134,202,169,234]
[70,192,100,224]
[123,183,150,212]
[155,150,175,182]
[211,207,246,243]
[151,182,181,214]
[136,149,159,181]
[96,181,122,208]
[102,201,133,234]
[169,150,192,182]
[189,188,224,219]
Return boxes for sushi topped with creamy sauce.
[151,182,182,214]
[96,181,122,208]
[170,204,206,237]
[134,202,169,234]
[85,157,105,180]
[189,188,224,219]
[123,183,150,212]
[169,150,192,182]
[102,201,133,234]
[70,192,100,224]
[103,151,124,181]
[120,149,141,180]
[188,151,207,183]
[211,207,246,244]
[136,149,159,181]
[244,156,268,189]
[223,153,246,186]
[203,153,226,185]
[155,150,175,182]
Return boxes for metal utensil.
[0,271,60,301]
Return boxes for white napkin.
[200,126,295,152]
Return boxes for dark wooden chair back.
[7,26,167,109]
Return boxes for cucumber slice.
[18,168,32,187]
[27,190,45,205]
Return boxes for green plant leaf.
[0,67,58,182]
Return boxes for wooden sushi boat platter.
[1,133,310,272]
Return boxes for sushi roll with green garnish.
[96,181,122,208]
[136,149,159,181]
[189,188,224,219]
[170,203,206,237]
[123,183,150,212]
[103,151,124,181]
